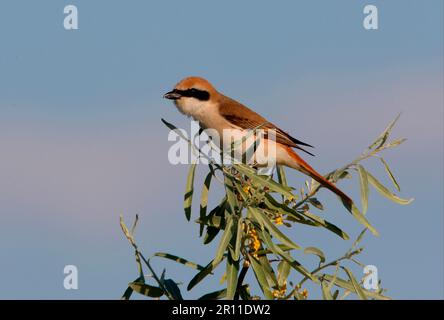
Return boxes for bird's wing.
[218,95,315,156]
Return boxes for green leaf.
[294,209,350,240]
[347,201,379,236]
[260,230,315,282]
[308,198,324,210]
[276,165,288,202]
[233,217,243,261]
[163,279,183,300]
[255,244,293,256]
[277,260,291,288]
[341,267,367,300]
[226,255,239,299]
[121,276,143,300]
[204,226,221,245]
[239,284,252,300]
[338,171,352,180]
[323,275,390,300]
[248,254,274,299]
[332,290,340,300]
[327,267,340,293]
[385,138,407,149]
[276,165,288,187]
[121,286,134,300]
[188,258,224,291]
[154,253,205,271]
[234,164,294,199]
[119,215,134,245]
[130,214,139,236]
[249,207,301,250]
[368,113,401,150]
[258,254,279,289]
[129,282,164,298]
[198,197,227,229]
[304,246,326,264]
[351,229,367,251]
[224,175,240,214]
[199,171,212,236]
[214,215,235,265]
[184,163,197,221]
[262,194,349,240]
[356,165,369,215]
[379,157,401,192]
[321,281,333,300]
[198,288,227,300]
[367,171,413,205]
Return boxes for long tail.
[284,147,353,210]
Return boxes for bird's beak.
[163,90,181,100]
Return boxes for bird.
[163,76,353,209]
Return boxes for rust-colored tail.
[284,147,353,210]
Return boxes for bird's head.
[164,76,218,117]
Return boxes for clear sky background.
[0,0,442,299]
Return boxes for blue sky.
[0,0,442,299]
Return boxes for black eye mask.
[174,88,210,101]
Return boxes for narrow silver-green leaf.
[199,171,213,236]
[368,113,401,150]
[224,176,239,214]
[235,164,294,198]
[249,207,300,250]
[323,274,390,300]
[341,267,367,300]
[352,229,367,251]
[304,246,326,264]
[188,258,224,291]
[385,138,407,149]
[233,217,243,261]
[154,253,205,271]
[259,254,279,289]
[261,230,315,282]
[276,165,288,187]
[308,198,324,211]
[367,171,413,205]
[198,288,227,300]
[356,165,369,215]
[264,194,349,240]
[163,279,183,300]
[347,201,379,236]
[119,215,134,244]
[276,165,288,202]
[379,157,401,192]
[121,286,134,300]
[130,214,139,236]
[277,260,291,288]
[184,163,197,221]
[129,282,164,298]
[214,216,234,265]
[321,281,333,300]
[226,255,239,299]
[248,254,274,299]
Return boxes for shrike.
[164,76,352,208]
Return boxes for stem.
[296,249,362,288]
